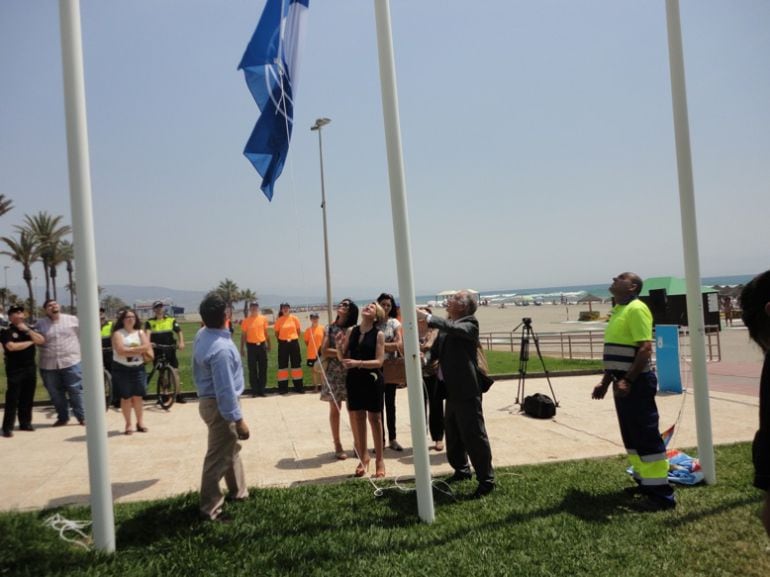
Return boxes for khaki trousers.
[199,398,248,519]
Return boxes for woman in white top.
[111,308,152,435]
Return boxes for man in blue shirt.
[194,293,250,522]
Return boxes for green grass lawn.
[1,322,602,401]
[1,443,768,576]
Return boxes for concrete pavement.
[0,368,761,512]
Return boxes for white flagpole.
[59,0,116,550]
[664,0,716,484]
[373,0,435,523]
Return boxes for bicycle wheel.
[156,366,179,410]
[103,370,112,411]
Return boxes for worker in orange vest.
[274,303,303,394]
[304,312,325,391]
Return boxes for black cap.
[249,301,259,308]
[8,305,24,314]
[280,302,290,308]
[309,312,319,318]
[152,301,164,309]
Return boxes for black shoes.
[20,424,35,432]
[52,420,69,427]
[445,471,473,484]
[2,430,12,438]
[294,387,305,394]
[176,395,187,404]
[473,482,495,499]
[633,495,676,512]
[389,440,404,451]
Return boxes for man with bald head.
[593,272,675,511]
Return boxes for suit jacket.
[429,314,480,401]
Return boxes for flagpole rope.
[273,14,388,495]
[43,513,93,550]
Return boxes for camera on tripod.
[513,317,559,413]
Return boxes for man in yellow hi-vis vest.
[592,272,675,512]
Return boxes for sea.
[415,274,755,306]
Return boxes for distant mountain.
[99,285,208,312]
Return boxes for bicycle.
[147,344,180,411]
[102,346,113,411]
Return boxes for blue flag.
[238,0,309,201]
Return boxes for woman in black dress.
[335,302,386,478]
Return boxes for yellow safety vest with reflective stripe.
[603,299,653,373]
[100,321,113,338]
[147,316,176,334]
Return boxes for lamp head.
[311,117,331,131]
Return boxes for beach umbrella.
[577,293,602,312]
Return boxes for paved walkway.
[0,367,762,512]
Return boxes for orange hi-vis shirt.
[303,324,325,360]
[275,314,301,341]
[242,314,269,344]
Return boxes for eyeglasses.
[338,302,350,309]
[124,315,136,319]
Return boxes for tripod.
[514,318,559,407]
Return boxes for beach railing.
[480,325,721,362]
[480,330,605,360]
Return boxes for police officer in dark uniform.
[100,307,120,408]
[1,305,46,437]
[145,301,186,403]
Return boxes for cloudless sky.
[1,0,768,303]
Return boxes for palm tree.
[17,211,72,302]
[47,238,72,302]
[0,231,40,314]
[0,194,13,217]
[0,288,20,309]
[59,240,76,311]
[240,288,257,317]
[215,278,241,309]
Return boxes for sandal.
[354,461,370,478]
[433,441,444,452]
[374,461,386,478]
[334,444,348,460]
[136,425,149,433]
[124,428,133,436]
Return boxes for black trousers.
[384,382,398,442]
[2,365,37,432]
[246,342,268,395]
[444,394,495,485]
[423,375,445,442]
[277,340,302,391]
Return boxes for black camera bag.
[523,393,556,419]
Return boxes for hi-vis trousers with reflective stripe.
[277,339,303,392]
[612,371,675,503]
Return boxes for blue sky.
[1,0,768,302]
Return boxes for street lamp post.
[311,117,333,325]
[3,266,8,308]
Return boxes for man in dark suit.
[418,290,495,497]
